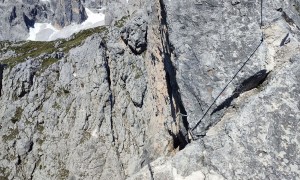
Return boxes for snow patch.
[40,0,51,3]
[27,8,105,41]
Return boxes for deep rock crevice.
[23,13,35,30]
[280,33,290,46]
[159,0,189,150]
[9,6,17,24]
[102,41,116,143]
[0,64,4,97]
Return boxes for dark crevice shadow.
[23,13,35,30]
[211,69,269,115]
[280,33,289,46]
[102,41,116,143]
[0,64,5,97]
[282,11,300,30]
[159,0,189,150]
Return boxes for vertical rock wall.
[0,0,187,179]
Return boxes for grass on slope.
[114,15,130,28]
[1,26,108,68]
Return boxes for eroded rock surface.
[1,0,300,179]
[0,0,90,41]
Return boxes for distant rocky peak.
[52,0,87,29]
[0,0,95,41]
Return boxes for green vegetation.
[0,41,11,51]
[37,124,44,133]
[52,102,61,109]
[2,128,19,142]
[41,58,59,71]
[59,168,70,179]
[0,167,8,180]
[25,119,32,125]
[134,69,143,79]
[0,175,8,179]
[1,26,108,68]
[57,160,70,179]
[59,26,108,53]
[114,15,130,28]
[11,107,23,124]
[79,131,91,144]
[37,137,45,145]
[57,87,71,97]
[2,41,55,67]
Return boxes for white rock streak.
[27,8,105,41]
[91,128,99,138]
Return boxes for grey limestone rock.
[52,0,87,28]
[128,0,300,179]
[129,55,300,179]
[0,0,88,41]
[1,0,300,179]
[7,60,39,99]
[162,0,300,136]
[82,0,106,8]
[0,8,173,178]
[121,13,148,54]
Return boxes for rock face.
[0,1,177,178]
[130,0,300,179]
[82,0,106,8]
[0,0,89,41]
[52,0,87,28]
[121,13,148,55]
[1,0,300,179]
